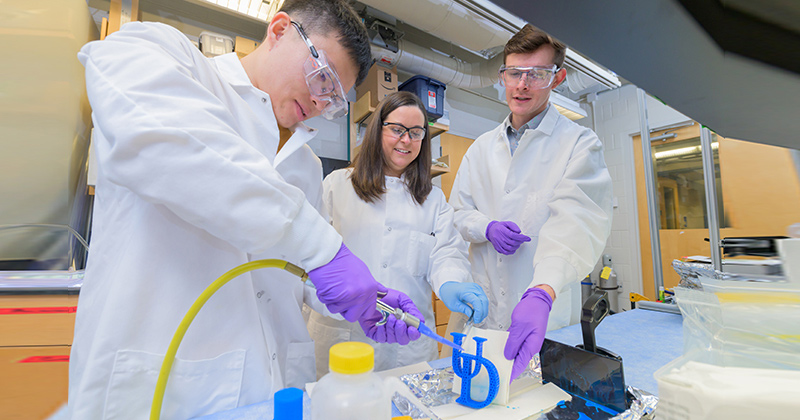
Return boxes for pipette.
[376,298,464,352]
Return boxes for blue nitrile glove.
[504,287,553,381]
[438,281,489,324]
[359,288,423,345]
[486,221,531,255]
[308,243,385,323]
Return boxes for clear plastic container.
[198,31,234,57]
[310,342,390,420]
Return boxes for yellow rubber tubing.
[150,259,307,420]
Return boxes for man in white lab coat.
[449,24,613,381]
[68,1,422,419]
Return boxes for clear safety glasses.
[498,65,560,89]
[383,122,426,142]
[291,21,349,120]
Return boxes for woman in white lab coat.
[307,91,488,375]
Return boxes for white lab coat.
[307,169,472,376]
[449,106,613,332]
[69,22,341,420]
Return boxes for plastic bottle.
[311,342,390,420]
[274,387,303,420]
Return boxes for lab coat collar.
[534,102,560,137]
[502,103,550,135]
[213,53,318,165]
[384,173,406,185]
[274,123,318,167]
[213,52,254,88]
[500,103,559,146]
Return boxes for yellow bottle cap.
[329,342,374,374]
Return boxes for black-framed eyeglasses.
[291,21,348,120]
[382,122,426,142]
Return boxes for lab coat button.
[382,263,388,268]
[272,353,277,360]
[261,97,267,103]
[505,189,510,194]
[387,227,392,231]
[256,291,264,298]
[499,257,503,262]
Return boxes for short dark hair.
[350,91,432,206]
[280,0,372,85]
[504,24,566,68]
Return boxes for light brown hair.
[350,91,432,205]
[504,24,566,68]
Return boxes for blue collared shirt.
[503,104,550,156]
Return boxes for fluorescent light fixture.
[200,0,273,20]
[654,141,718,159]
[550,92,588,120]
[564,48,621,90]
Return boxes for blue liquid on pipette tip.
[418,323,464,352]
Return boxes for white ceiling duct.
[566,68,598,94]
[359,0,515,54]
[360,0,621,90]
[373,41,503,89]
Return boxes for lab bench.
[545,307,683,396]
[196,308,682,418]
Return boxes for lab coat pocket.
[407,231,437,277]
[285,341,316,389]
[103,348,245,420]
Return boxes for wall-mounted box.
[356,64,397,109]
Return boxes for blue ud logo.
[451,332,499,409]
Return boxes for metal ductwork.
[361,0,511,89]
[359,0,620,92]
[371,41,503,89]
[360,0,516,55]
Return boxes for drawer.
[0,345,70,419]
[0,294,78,346]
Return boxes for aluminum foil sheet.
[391,392,442,420]
[672,258,786,288]
[392,359,658,420]
[609,387,658,420]
[529,386,657,420]
[671,260,716,289]
[399,366,458,408]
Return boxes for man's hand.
[359,288,423,344]
[486,221,531,255]
[307,243,382,322]
[503,286,554,381]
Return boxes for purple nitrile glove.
[486,221,531,255]
[359,288,423,345]
[503,287,553,381]
[307,243,385,323]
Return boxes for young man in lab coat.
[68,1,422,418]
[449,24,613,381]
